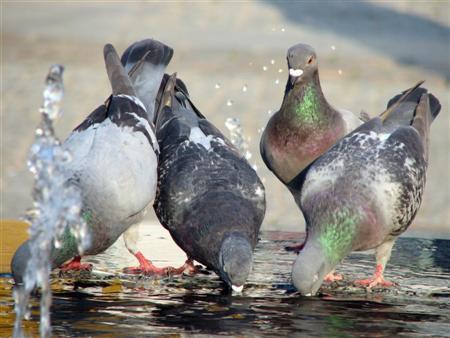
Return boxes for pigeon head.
[218,233,253,292]
[11,240,31,285]
[286,43,318,87]
[291,241,334,296]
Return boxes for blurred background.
[2,1,449,238]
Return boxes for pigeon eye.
[307,57,314,65]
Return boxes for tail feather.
[103,44,135,96]
[120,39,174,120]
[121,39,173,73]
[380,81,441,132]
[155,73,177,131]
[411,94,433,162]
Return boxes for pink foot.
[60,256,92,272]
[124,251,177,276]
[354,276,394,288]
[354,263,395,288]
[324,272,343,282]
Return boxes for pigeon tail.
[380,81,441,130]
[121,39,173,121]
[120,39,173,75]
[104,43,136,97]
[411,94,435,163]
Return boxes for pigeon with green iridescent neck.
[11,42,170,283]
[290,84,441,295]
[260,43,362,186]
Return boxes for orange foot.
[60,256,93,272]
[324,272,343,282]
[124,251,176,276]
[354,263,395,288]
[354,276,394,288]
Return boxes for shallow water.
[1,231,449,337]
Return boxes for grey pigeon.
[11,43,166,283]
[260,43,362,185]
[290,84,441,295]
[153,74,266,292]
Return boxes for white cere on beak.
[289,68,304,77]
[232,284,244,293]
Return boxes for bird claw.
[354,277,395,288]
[123,260,175,276]
[324,272,343,282]
[60,259,92,272]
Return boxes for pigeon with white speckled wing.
[12,43,168,283]
[290,84,441,295]
[153,74,266,292]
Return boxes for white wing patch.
[189,126,214,150]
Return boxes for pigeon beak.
[231,284,244,293]
[289,68,303,86]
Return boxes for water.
[225,117,253,161]
[2,232,449,337]
[13,65,89,337]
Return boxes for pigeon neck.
[310,207,360,265]
[283,72,332,127]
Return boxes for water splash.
[214,83,221,89]
[226,99,234,107]
[224,117,252,161]
[13,65,89,338]
[242,85,248,93]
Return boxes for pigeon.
[290,84,441,295]
[260,43,362,186]
[11,42,167,283]
[153,74,266,292]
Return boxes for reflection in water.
[1,233,449,337]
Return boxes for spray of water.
[225,117,252,162]
[13,65,89,338]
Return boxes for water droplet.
[270,59,275,65]
[215,83,221,89]
[281,27,286,32]
[278,68,283,73]
[338,69,343,75]
[275,79,280,85]
[252,164,258,171]
[242,84,248,92]
[262,66,268,71]
[226,99,233,107]
[331,45,336,51]
[268,109,273,115]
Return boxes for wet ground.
[1,231,449,337]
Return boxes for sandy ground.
[1,1,449,238]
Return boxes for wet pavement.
[2,231,449,337]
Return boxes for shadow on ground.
[265,1,450,80]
